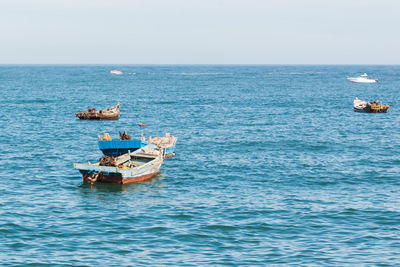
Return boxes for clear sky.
[0,0,399,64]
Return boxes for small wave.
[152,100,178,105]
[15,99,56,104]
[170,72,226,76]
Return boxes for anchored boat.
[347,73,378,83]
[353,97,389,113]
[74,144,164,184]
[98,132,177,158]
[75,102,120,120]
[110,70,123,75]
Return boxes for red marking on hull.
[83,171,159,184]
[122,171,159,184]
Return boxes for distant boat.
[74,144,165,184]
[353,97,389,113]
[110,70,123,75]
[347,73,378,83]
[75,102,120,120]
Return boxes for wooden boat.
[75,102,120,120]
[149,134,177,158]
[353,98,389,113]
[74,144,164,184]
[97,132,177,158]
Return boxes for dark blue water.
[1,65,399,265]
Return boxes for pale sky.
[0,0,399,64]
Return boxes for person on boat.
[103,133,111,141]
[119,131,131,140]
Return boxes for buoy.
[139,123,146,127]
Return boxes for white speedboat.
[347,73,378,83]
[110,70,123,75]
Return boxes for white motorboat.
[110,70,123,75]
[347,73,378,83]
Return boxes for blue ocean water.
[0,65,399,265]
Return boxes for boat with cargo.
[75,102,120,120]
[98,132,177,158]
[74,144,164,184]
[353,97,389,113]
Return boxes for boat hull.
[347,78,378,83]
[75,113,119,120]
[80,170,159,184]
[350,80,377,83]
[354,107,389,113]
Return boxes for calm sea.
[0,65,399,265]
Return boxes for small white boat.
[347,73,378,83]
[110,70,123,75]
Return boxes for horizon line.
[1,63,400,66]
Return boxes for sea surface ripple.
[0,65,399,265]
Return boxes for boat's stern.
[74,163,125,184]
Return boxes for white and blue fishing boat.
[98,132,177,158]
[74,144,165,184]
